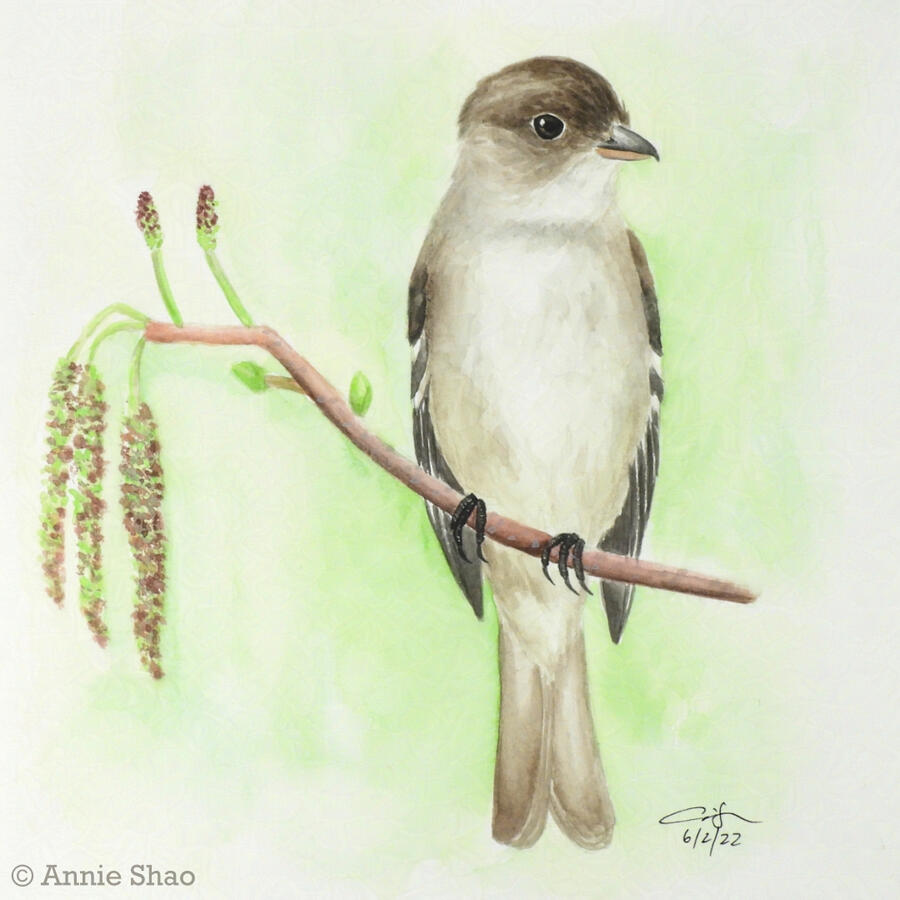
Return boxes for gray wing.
[409,256,484,618]
[600,230,663,643]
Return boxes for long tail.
[492,623,553,847]
[493,623,615,849]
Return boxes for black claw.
[449,494,477,562]
[541,533,566,584]
[475,498,488,563]
[572,537,592,595]
[450,493,488,564]
[542,531,592,595]
[557,534,578,595]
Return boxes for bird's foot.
[449,493,487,563]
[541,532,593,595]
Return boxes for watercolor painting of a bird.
[409,57,662,849]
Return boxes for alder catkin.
[119,403,167,678]
[38,358,82,605]
[71,363,109,646]
[195,184,219,250]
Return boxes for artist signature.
[659,802,761,856]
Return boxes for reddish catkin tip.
[135,191,163,250]
[195,184,219,250]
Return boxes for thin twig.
[127,338,147,413]
[66,302,149,360]
[88,320,145,361]
[265,374,307,394]
[144,321,756,604]
[204,249,254,327]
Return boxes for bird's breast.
[428,221,652,541]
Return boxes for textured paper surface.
[3,1,898,896]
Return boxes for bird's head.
[454,57,657,223]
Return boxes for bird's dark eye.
[532,113,565,140]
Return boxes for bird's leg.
[541,533,593,595]
[449,493,488,563]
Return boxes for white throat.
[448,149,620,232]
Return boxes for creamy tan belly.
[428,228,650,539]
[426,224,651,667]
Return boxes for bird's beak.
[595,124,659,161]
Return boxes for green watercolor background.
[20,8,846,897]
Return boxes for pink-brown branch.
[145,321,756,605]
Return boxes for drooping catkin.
[71,364,109,646]
[38,358,82,605]
[119,403,167,678]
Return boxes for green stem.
[151,248,183,327]
[204,250,254,327]
[88,321,144,362]
[66,303,149,360]
[128,338,147,412]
